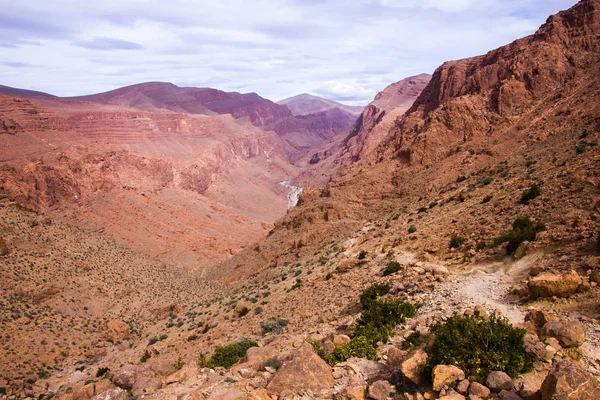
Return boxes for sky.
[0,0,578,105]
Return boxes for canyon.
[1,0,600,399]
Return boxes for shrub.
[254,307,263,315]
[476,241,487,251]
[576,142,587,154]
[187,335,199,342]
[417,207,427,214]
[481,177,493,185]
[237,307,250,317]
[319,256,329,265]
[424,314,533,382]
[520,184,541,204]
[95,367,110,378]
[325,336,378,365]
[173,355,184,371]
[261,317,289,334]
[140,350,151,363]
[199,338,258,369]
[383,261,403,276]
[408,225,417,234]
[449,235,466,249]
[148,337,158,346]
[358,250,368,260]
[325,283,415,366]
[482,195,493,204]
[492,217,545,254]
[401,331,422,350]
[261,357,282,371]
[159,334,168,341]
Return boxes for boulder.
[517,370,548,399]
[386,346,407,368]
[341,358,390,381]
[266,342,334,395]
[343,381,368,400]
[105,320,130,342]
[112,364,154,390]
[432,365,465,391]
[525,311,558,332]
[528,272,582,299]
[540,321,586,348]
[166,366,199,384]
[131,377,163,397]
[540,360,600,399]
[523,334,548,361]
[401,349,428,385]
[367,380,392,400]
[468,382,490,398]
[333,335,352,347]
[486,371,513,392]
[456,380,470,395]
[90,388,129,400]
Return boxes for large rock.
[432,365,465,391]
[105,320,130,342]
[266,342,334,395]
[540,360,600,399]
[343,381,368,400]
[528,272,582,299]
[498,390,522,400]
[525,311,558,332]
[486,371,514,392]
[367,380,392,400]
[540,321,586,348]
[341,358,390,381]
[523,334,548,361]
[517,370,548,399]
[112,364,154,390]
[90,388,129,400]
[166,366,199,384]
[401,349,428,384]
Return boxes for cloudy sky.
[0,0,577,105]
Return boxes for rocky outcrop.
[266,342,334,395]
[528,272,583,299]
[540,360,600,399]
[540,321,586,348]
[432,365,465,391]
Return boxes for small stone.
[456,379,470,394]
[432,365,465,391]
[468,382,490,398]
[367,380,392,400]
[486,371,513,392]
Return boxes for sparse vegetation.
[482,195,493,204]
[95,367,110,378]
[449,235,466,249]
[173,355,185,371]
[492,217,545,254]
[325,283,415,365]
[260,317,289,334]
[198,338,257,369]
[401,331,422,350]
[358,250,368,260]
[237,307,250,317]
[520,183,541,204]
[383,261,403,276]
[408,225,417,234]
[576,142,587,154]
[424,313,533,382]
[140,350,151,363]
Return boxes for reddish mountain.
[277,93,363,117]
[293,74,431,186]
[69,83,356,161]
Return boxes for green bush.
[408,225,417,234]
[520,184,541,204]
[424,314,533,382]
[482,195,493,204]
[237,307,249,317]
[325,336,378,365]
[140,350,151,363]
[95,367,110,378]
[358,250,368,260]
[173,356,184,371]
[199,337,258,369]
[401,331,422,350]
[260,317,289,334]
[148,337,158,346]
[325,283,415,366]
[417,207,427,214]
[383,261,403,276]
[492,217,545,254]
[449,235,466,249]
[476,241,487,251]
[576,142,587,154]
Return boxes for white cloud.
[0,0,578,104]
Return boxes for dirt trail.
[411,252,600,375]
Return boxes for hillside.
[2,1,600,399]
